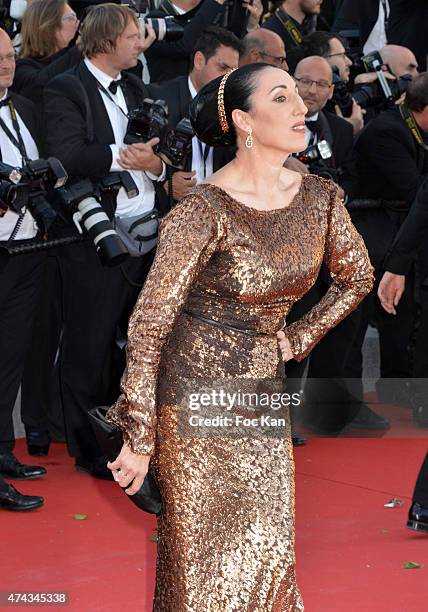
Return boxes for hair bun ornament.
[217,68,238,134]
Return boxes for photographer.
[380,44,418,80]
[289,30,366,133]
[148,26,240,203]
[44,3,165,478]
[350,72,428,406]
[239,28,288,70]
[262,0,323,54]
[0,28,47,509]
[145,0,234,82]
[12,0,81,108]
[292,55,357,199]
[144,0,262,83]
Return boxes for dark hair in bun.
[189,63,274,147]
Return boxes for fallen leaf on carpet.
[403,562,424,569]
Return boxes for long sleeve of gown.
[285,184,374,362]
[107,192,225,455]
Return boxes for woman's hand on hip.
[107,443,151,495]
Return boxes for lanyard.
[197,139,211,178]
[399,103,428,152]
[274,9,303,46]
[0,99,30,164]
[96,81,129,120]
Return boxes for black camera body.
[296,140,338,182]
[0,157,67,234]
[296,140,333,165]
[122,1,184,41]
[125,98,194,169]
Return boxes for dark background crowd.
[0,0,427,514]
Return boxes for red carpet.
[2,437,427,611]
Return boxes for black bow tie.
[108,79,123,95]
[0,96,11,108]
[305,119,320,134]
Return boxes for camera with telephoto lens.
[122,1,184,42]
[0,157,67,234]
[125,98,194,169]
[332,51,413,117]
[56,174,137,266]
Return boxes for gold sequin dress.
[107,175,373,611]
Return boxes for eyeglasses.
[293,77,332,91]
[259,51,287,66]
[62,11,78,22]
[325,52,348,60]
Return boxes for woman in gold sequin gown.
[107,65,373,611]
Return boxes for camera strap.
[0,98,31,242]
[95,81,129,121]
[0,99,30,165]
[274,9,303,46]
[399,103,428,152]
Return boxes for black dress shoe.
[0,453,47,480]
[26,431,51,457]
[0,484,44,511]
[407,502,428,533]
[348,404,390,430]
[292,435,307,446]
[27,443,50,457]
[75,457,114,481]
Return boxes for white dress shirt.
[84,59,165,219]
[188,76,213,184]
[363,0,390,55]
[0,90,39,241]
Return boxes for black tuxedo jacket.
[388,0,428,71]
[318,109,358,201]
[44,61,149,180]
[147,75,234,173]
[145,0,226,83]
[332,0,380,48]
[354,107,428,205]
[385,177,428,278]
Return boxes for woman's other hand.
[107,443,151,495]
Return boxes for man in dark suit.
[44,4,165,478]
[388,0,428,71]
[284,55,388,433]
[378,179,428,531]
[0,28,45,511]
[262,0,323,54]
[351,72,428,407]
[148,26,240,204]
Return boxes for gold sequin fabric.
[107,175,373,611]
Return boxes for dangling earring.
[245,129,253,149]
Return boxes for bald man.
[284,54,386,434]
[240,29,288,70]
[380,44,419,79]
[0,28,46,510]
